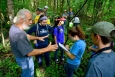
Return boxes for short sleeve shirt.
[84,51,115,77]
[34,15,40,24]
[9,25,33,57]
[27,24,53,48]
[67,40,86,65]
[53,26,64,43]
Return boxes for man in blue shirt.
[85,21,115,77]
[68,8,74,18]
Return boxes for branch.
[65,0,88,45]
[70,0,88,21]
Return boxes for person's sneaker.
[55,59,59,63]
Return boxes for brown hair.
[94,32,114,45]
[68,26,85,40]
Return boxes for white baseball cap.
[44,6,49,9]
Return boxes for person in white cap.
[72,16,80,26]
[44,6,49,16]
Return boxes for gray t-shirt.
[9,25,33,57]
[84,51,115,77]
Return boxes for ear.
[20,18,24,23]
[97,35,101,40]
[74,35,79,40]
[96,35,100,44]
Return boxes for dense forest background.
[0,0,115,77]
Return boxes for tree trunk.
[60,0,65,15]
[92,0,103,25]
[106,0,114,16]
[0,13,5,46]
[57,0,58,13]
[48,0,51,7]
[53,0,56,14]
[33,0,39,10]
[7,0,14,25]
[1,22,5,46]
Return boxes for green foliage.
[1,0,115,77]
[0,55,20,77]
[0,41,10,53]
[0,0,7,14]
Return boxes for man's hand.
[88,46,92,51]
[47,42,58,51]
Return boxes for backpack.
[36,23,49,36]
[35,23,49,47]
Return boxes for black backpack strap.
[46,24,49,33]
[36,23,39,36]
[90,46,111,59]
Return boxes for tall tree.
[60,0,65,14]
[57,0,59,13]
[0,11,5,46]
[65,0,88,45]
[7,0,14,24]
[92,0,103,25]
[33,0,39,11]
[53,0,56,14]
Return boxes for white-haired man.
[9,9,58,77]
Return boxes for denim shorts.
[16,56,34,77]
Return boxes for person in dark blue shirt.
[27,16,53,69]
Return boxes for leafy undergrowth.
[0,43,91,77]
[34,50,91,77]
[0,53,21,77]
[34,55,66,77]
[0,25,99,77]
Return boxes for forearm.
[27,34,38,40]
[27,48,49,56]
[54,36,57,44]
[90,48,98,52]
[64,51,75,59]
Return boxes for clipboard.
[59,43,69,52]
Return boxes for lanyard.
[90,47,111,59]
